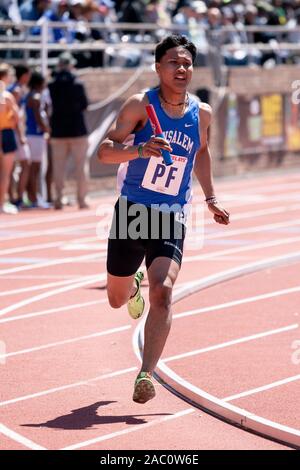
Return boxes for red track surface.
[0,171,300,450]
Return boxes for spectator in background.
[25,71,50,208]
[68,0,85,21]
[288,8,300,44]
[20,0,51,20]
[45,0,70,43]
[206,7,223,85]
[20,0,52,36]
[118,0,146,34]
[82,1,117,66]
[0,63,19,214]
[173,1,208,60]
[0,0,22,22]
[49,52,89,210]
[7,64,32,208]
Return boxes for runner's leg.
[106,198,146,309]
[141,256,180,373]
[0,152,16,207]
[106,273,137,309]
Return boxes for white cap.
[191,1,208,14]
[70,0,86,6]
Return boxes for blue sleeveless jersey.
[25,92,43,136]
[7,82,26,107]
[118,88,201,213]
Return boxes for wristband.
[138,143,145,159]
[205,196,218,204]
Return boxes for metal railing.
[2,19,300,73]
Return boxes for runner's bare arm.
[194,103,230,225]
[31,94,50,133]
[98,93,172,164]
[6,91,19,127]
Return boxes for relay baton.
[145,104,173,166]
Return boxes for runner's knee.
[149,282,172,311]
[107,291,128,309]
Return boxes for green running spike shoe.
[127,271,145,320]
[132,371,156,404]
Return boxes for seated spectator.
[44,0,70,43]
[20,0,51,21]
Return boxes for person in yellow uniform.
[0,63,19,215]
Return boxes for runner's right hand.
[140,136,172,158]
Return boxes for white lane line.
[61,243,108,251]
[0,235,105,257]
[163,324,298,363]
[0,325,131,360]
[234,180,300,195]
[0,423,46,450]
[2,233,300,300]
[2,233,300,291]
[193,190,300,205]
[0,273,105,318]
[206,218,300,240]
[0,240,73,257]
[2,218,300,278]
[0,206,105,229]
[0,275,83,279]
[184,235,300,262]
[61,408,195,450]
[223,374,300,402]
[57,202,300,236]
[216,174,300,192]
[0,221,96,243]
[0,179,293,229]
[0,193,300,246]
[0,251,105,276]
[226,203,300,222]
[0,276,93,298]
[1,201,300,259]
[1,176,297,230]
[0,367,138,408]
[198,202,300,226]
[156,361,300,447]
[174,285,300,320]
[177,250,300,300]
[0,299,107,324]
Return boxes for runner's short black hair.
[15,65,30,81]
[28,71,45,90]
[155,34,197,64]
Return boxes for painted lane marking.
[223,374,300,402]
[0,299,107,324]
[0,367,138,408]
[0,325,131,360]
[61,408,195,450]
[163,324,298,363]
[0,423,46,450]
[0,274,104,318]
[174,286,300,320]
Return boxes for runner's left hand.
[207,202,230,225]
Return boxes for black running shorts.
[106,197,186,277]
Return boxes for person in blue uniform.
[98,34,230,404]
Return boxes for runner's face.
[156,46,193,92]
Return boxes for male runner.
[98,34,230,404]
